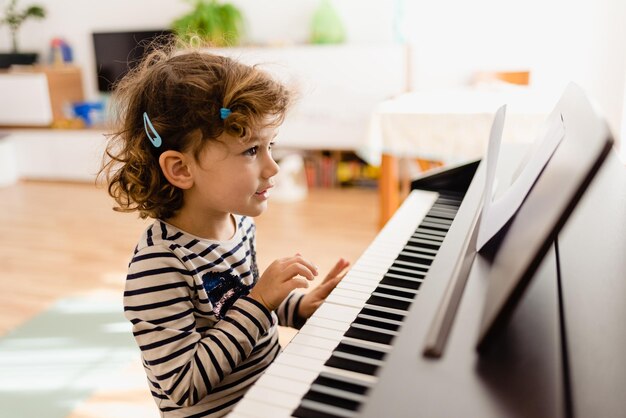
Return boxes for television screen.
[92,30,173,92]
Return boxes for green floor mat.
[0,292,139,418]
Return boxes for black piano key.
[420,221,450,231]
[390,261,429,274]
[415,227,447,237]
[292,404,352,418]
[404,244,439,255]
[366,294,411,311]
[392,259,430,271]
[356,314,403,330]
[432,199,460,208]
[334,342,386,360]
[427,210,457,220]
[360,307,404,322]
[380,275,422,290]
[325,354,379,376]
[400,250,435,263]
[344,324,394,345]
[302,390,361,411]
[313,375,369,395]
[433,200,460,209]
[431,203,459,212]
[423,216,453,226]
[309,383,369,404]
[353,315,400,332]
[374,286,416,300]
[396,253,432,266]
[387,265,426,278]
[409,232,443,243]
[381,272,426,283]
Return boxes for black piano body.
[360,145,626,418]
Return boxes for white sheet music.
[476,107,565,251]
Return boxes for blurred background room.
[0,0,625,417]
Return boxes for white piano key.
[282,341,334,361]
[355,250,395,261]
[352,260,391,272]
[330,288,371,302]
[274,352,327,373]
[265,362,319,384]
[305,315,351,332]
[291,333,341,351]
[245,385,302,410]
[232,397,293,418]
[340,276,380,289]
[349,266,391,278]
[311,302,360,323]
[299,324,346,342]
[326,293,369,309]
[337,280,376,294]
[253,373,312,396]
[344,270,385,282]
[341,277,382,289]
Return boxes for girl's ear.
[159,150,194,190]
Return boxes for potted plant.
[171,0,244,47]
[0,0,46,68]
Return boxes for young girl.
[100,44,349,417]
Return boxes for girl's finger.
[323,258,350,283]
[284,255,319,277]
[316,273,345,298]
[283,262,316,282]
[289,276,310,290]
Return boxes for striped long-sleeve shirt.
[124,215,305,417]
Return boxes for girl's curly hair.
[99,40,291,220]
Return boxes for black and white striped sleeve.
[275,291,306,329]
[124,246,273,407]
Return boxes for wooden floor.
[0,180,379,417]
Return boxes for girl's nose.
[263,155,280,179]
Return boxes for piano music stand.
[476,83,614,352]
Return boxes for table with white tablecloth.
[362,87,556,226]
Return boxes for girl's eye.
[243,146,258,156]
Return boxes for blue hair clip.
[220,107,231,120]
[143,112,162,148]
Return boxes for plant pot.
[0,52,39,69]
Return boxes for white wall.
[404,0,626,155]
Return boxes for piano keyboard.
[230,190,464,418]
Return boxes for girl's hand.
[298,258,350,319]
[249,254,318,311]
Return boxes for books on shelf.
[301,150,379,188]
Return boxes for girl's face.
[187,122,280,219]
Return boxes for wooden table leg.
[379,153,400,228]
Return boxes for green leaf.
[170,0,244,47]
